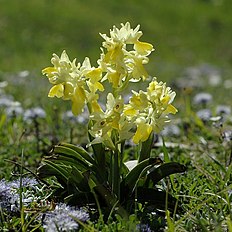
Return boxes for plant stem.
[20,149,25,232]
[112,149,120,199]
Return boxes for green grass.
[1,0,232,80]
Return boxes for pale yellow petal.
[42,67,56,75]
[133,123,152,144]
[86,67,102,83]
[91,100,102,113]
[71,86,86,115]
[107,71,121,88]
[48,84,64,98]
[164,104,178,114]
[134,41,154,56]
[124,106,137,116]
[63,82,74,99]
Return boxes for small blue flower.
[136,223,152,232]
[0,95,14,108]
[161,124,180,137]
[196,109,212,122]
[221,130,232,142]
[62,110,88,124]
[10,177,38,189]
[0,179,19,212]
[17,70,30,78]
[23,107,46,121]
[43,203,89,232]
[0,81,8,88]
[216,105,231,116]
[0,178,39,212]
[193,92,212,106]
[5,101,24,117]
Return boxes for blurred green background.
[1,0,232,81]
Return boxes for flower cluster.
[42,203,89,232]
[42,22,177,146]
[124,79,177,143]
[0,177,38,212]
[99,22,153,89]
[89,93,134,149]
[42,51,103,115]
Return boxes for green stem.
[111,130,121,199]
[86,102,92,115]
[20,149,25,232]
[112,150,120,199]
[113,73,131,96]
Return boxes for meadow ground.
[0,1,232,231]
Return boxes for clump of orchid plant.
[39,22,185,219]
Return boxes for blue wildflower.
[216,105,231,116]
[193,92,212,106]
[43,203,89,232]
[196,109,212,122]
[23,107,46,121]
[0,177,39,212]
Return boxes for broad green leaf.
[38,160,71,183]
[136,187,177,211]
[59,143,96,165]
[94,184,128,218]
[47,153,90,173]
[148,162,186,184]
[53,145,92,168]
[68,166,91,192]
[122,157,163,195]
[64,192,95,206]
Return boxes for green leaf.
[53,144,93,168]
[122,157,163,195]
[162,139,176,191]
[136,187,177,212]
[94,184,128,218]
[48,153,90,173]
[64,191,95,206]
[162,138,170,163]
[166,210,175,232]
[38,160,71,183]
[59,143,96,165]
[87,124,106,166]
[68,167,91,192]
[147,162,186,184]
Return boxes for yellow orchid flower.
[124,78,177,144]
[128,90,148,111]
[43,23,178,147]
[99,22,154,90]
[89,93,134,149]
[133,118,153,144]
